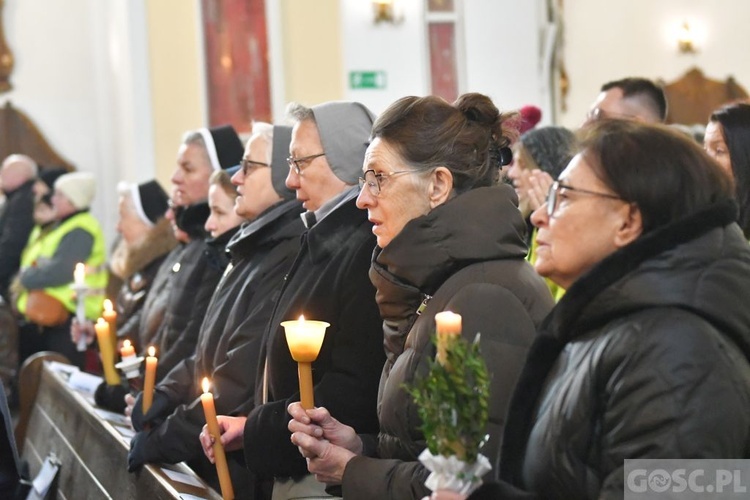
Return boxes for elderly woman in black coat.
[432,119,750,500]
[284,93,554,499]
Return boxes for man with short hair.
[127,124,305,498]
[0,155,38,299]
[201,102,386,499]
[584,77,668,125]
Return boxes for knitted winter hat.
[519,105,543,134]
[310,102,376,185]
[520,126,576,179]
[271,125,294,199]
[38,167,68,191]
[55,172,96,210]
[119,180,169,226]
[198,125,244,170]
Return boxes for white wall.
[341,0,429,115]
[463,0,546,118]
[560,0,750,128]
[3,0,154,247]
[339,0,547,118]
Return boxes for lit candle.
[142,346,157,414]
[434,311,462,366]
[201,378,234,500]
[94,317,121,385]
[74,262,85,286]
[102,299,118,352]
[120,339,135,360]
[281,315,329,409]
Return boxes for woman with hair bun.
[286,93,554,499]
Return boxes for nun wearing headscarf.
[198,101,386,499]
[126,123,305,498]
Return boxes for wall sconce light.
[373,0,402,25]
[677,21,697,54]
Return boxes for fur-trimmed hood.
[109,217,178,280]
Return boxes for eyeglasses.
[287,152,325,175]
[546,180,623,217]
[240,158,269,176]
[358,169,418,196]
[585,107,637,123]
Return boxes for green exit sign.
[349,71,387,89]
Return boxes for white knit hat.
[55,172,96,210]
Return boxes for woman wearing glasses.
[287,93,554,499]
[432,119,750,500]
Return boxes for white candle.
[74,262,85,286]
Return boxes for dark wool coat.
[243,197,386,482]
[113,217,178,353]
[470,200,750,500]
[0,179,35,298]
[134,200,304,498]
[151,228,228,382]
[128,243,184,353]
[342,185,554,500]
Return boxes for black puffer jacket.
[342,185,554,500]
[135,200,303,498]
[473,200,750,500]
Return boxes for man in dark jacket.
[200,101,386,499]
[0,155,37,300]
[127,124,304,499]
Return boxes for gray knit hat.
[520,126,576,179]
[310,101,376,185]
[271,125,294,199]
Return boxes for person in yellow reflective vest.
[16,172,107,369]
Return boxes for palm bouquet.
[405,311,492,495]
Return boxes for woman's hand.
[526,170,555,213]
[290,429,356,485]
[124,393,135,418]
[287,402,362,454]
[70,317,95,346]
[199,416,247,463]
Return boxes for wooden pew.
[21,361,222,499]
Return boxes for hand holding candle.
[142,346,157,414]
[434,311,462,366]
[281,315,329,409]
[94,318,121,385]
[201,378,234,500]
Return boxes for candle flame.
[103,299,113,312]
[96,317,107,326]
[202,377,210,393]
[298,314,305,323]
[148,346,156,357]
[123,339,131,349]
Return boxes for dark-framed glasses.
[546,180,623,217]
[240,158,269,176]
[358,169,418,196]
[287,152,325,175]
